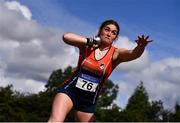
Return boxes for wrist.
[138,42,147,47]
[85,37,101,46]
[85,37,94,46]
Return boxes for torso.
[82,46,115,76]
[94,46,120,69]
[63,45,116,103]
[94,47,110,60]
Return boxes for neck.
[98,44,111,51]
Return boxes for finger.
[142,35,144,39]
[145,35,149,40]
[148,40,153,43]
[93,44,98,48]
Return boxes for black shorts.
[57,83,97,113]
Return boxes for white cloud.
[0,0,78,93]
[115,57,180,109]
[0,1,54,42]
[5,1,32,20]
[114,36,150,72]
[0,75,45,94]
[142,58,180,108]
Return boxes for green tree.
[95,80,119,121]
[0,85,29,121]
[95,104,122,121]
[149,100,165,121]
[97,79,119,107]
[124,81,151,121]
[169,102,180,121]
[0,85,14,121]
[45,66,73,91]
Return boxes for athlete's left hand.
[135,35,153,47]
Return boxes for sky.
[0,0,180,110]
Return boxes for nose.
[106,31,111,37]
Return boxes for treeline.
[0,66,180,122]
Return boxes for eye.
[104,27,110,32]
[112,31,117,36]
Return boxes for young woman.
[48,19,152,122]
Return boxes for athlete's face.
[99,24,118,45]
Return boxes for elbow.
[130,53,142,61]
[134,53,142,59]
[135,53,143,60]
[132,49,144,60]
[62,32,71,44]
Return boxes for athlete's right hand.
[86,36,101,46]
[93,37,101,45]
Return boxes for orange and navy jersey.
[65,46,115,86]
[63,45,116,103]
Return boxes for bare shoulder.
[112,47,131,68]
[113,48,129,60]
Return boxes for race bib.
[76,73,100,92]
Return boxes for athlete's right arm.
[63,32,87,49]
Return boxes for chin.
[107,40,113,44]
[104,41,112,46]
[101,39,112,45]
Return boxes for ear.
[114,35,119,42]
[97,31,100,37]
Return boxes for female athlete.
[48,19,152,122]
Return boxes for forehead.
[103,24,118,31]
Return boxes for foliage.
[97,79,119,107]
[45,66,73,91]
[169,102,180,121]
[124,81,151,121]
[0,66,180,121]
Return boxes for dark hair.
[97,19,120,38]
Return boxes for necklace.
[95,47,110,60]
[99,46,111,51]
[97,47,109,56]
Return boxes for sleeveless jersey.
[63,45,116,103]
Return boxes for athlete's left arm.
[114,35,153,65]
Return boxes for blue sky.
[18,0,180,60]
[0,0,180,110]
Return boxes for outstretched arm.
[113,35,153,65]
